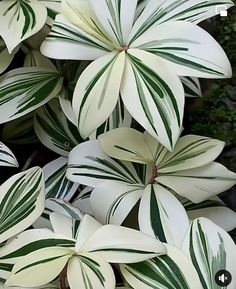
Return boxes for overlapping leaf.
[0,142,18,168]
[0,67,63,123]
[0,167,45,244]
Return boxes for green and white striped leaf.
[67,253,115,289]
[5,247,73,287]
[1,112,38,145]
[0,67,63,123]
[129,0,234,44]
[0,0,47,53]
[41,14,112,60]
[158,162,236,203]
[158,135,225,173]
[66,140,142,187]
[0,228,75,279]
[121,49,184,151]
[50,212,81,239]
[0,39,18,74]
[99,128,157,164]
[90,181,144,225]
[0,167,45,244]
[72,186,93,215]
[120,244,203,289]
[43,157,80,201]
[130,21,232,79]
[0,281,58,289]
[79,224,166,263]
[73,51,125,139]
[0,142,18,168]
[40,0,61,25]
[46,198,83,220]
[89,98,132,139]
[88,0,138,46]
[181,76,202,97]
[183,197,236,232]
[34,98,82,156]
[181,217,236,289]
[135,0,147,20]
[139,184,190,247]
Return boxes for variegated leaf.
[41,14,112,60]
[0,0,47,53]
[90,180,144,225]
[73,51,125,139]
[158,162,236,203]
[120,244,203,289]
[0,228,75,279]
[66,140,142,187]
[67,253,115,289]
[181,76,202,98]
[181,217,236,289]
[72,186,93,215]
[0,142,18,167]
[43,157,80,201]
[183,197,236,232]
[0,67,63,123]
[24,50,56,70]
[0,39,18,74]
[158,135,225,173]
[5,247,73,287]
[34,98,82,156]
[121,49,184,150]
[139,184,190,247]
[0,167,45,244]
[130,21,232,78]
[129,0,234,44]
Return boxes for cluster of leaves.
[0,1,235,289]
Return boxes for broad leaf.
[67,253,115,289]
[43,157,80,201]
[129,0,234,44]
[158,162,236,203]
[41,14,112,60]
[0,142,18,167]
[158,135,225,173]
[183,197,236,232]
[34,98,82,156]
[72,186,93,215]
[0,39,17,74]
[79,224,166,263]
[130,21,232,78]
[0,67,63,123]
[0,0,47,53]
[24,50,56,70]
[67,140,141,187]
[120,244,203,289]
[0,228,75,279]
[73,51,125,139]
[0,167,45,244]
[181,76,202,98]
[121,49,184,150]
[181,217,236,289]
[5,247,73,287]
[91,180,144,225]
[139,184,190,247]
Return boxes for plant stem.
[60,265,68,289]
[148,164,158,184]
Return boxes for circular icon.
[215,270,232,286]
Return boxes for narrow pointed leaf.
[73,51,125,139]
[181,76,202,98]
[72,186,93,215]
[43,157,80,201]
[0,167,45,244]
[131,21,232,78]
[158,162,236,203]
[0,67,63,123]
[0,0,47,53]
[121,49,184,150]
[121,244,204,289]
[139,184,189,247]
[67,140,141,187]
